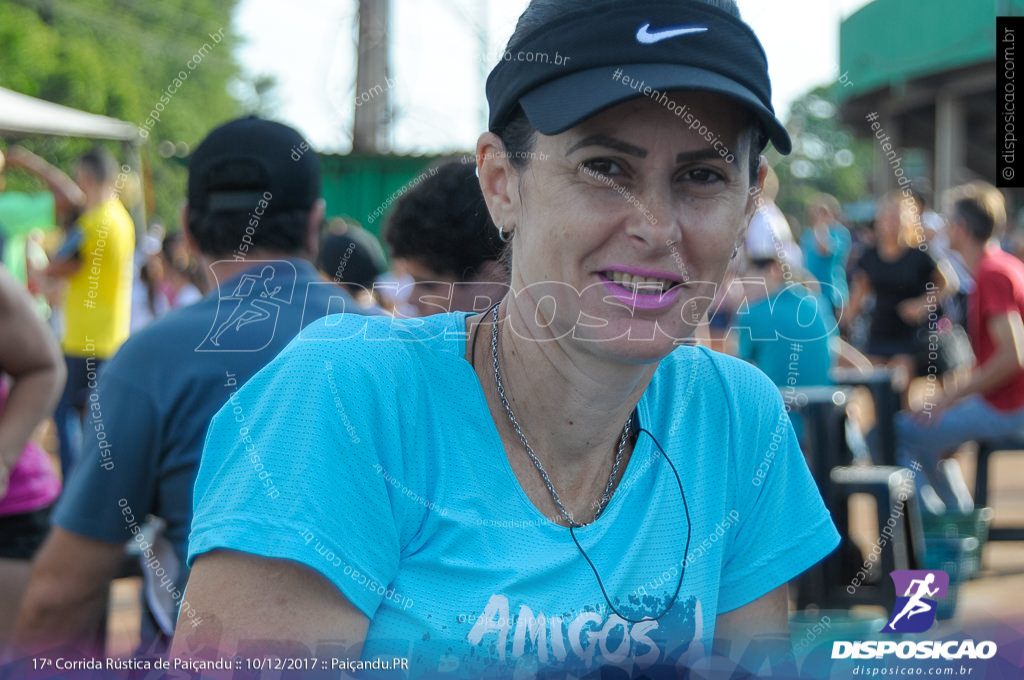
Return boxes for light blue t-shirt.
[801,223,852,311]
[188,312,839,677]
[733,284,837,387]
[733,284,837,439]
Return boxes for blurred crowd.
[0,117,1022,659]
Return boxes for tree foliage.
[769,83,873,230]
[0,0,242,228]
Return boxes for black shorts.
[0,505,53,560]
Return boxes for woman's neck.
[466,300,655,516]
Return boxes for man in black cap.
[15,117,371,657]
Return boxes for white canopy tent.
[0,86,139,140]
[0,86,145,235]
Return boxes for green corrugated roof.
[320,153,456,237]
[839,0,1024,100]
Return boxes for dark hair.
[909,185,932,212]
[495,0,765,182]
[188,209,310,258]
[953,198,997,243]
[748,257,777,269]
[187,159,312,257]
[319,219,388,290]
[948,182,1007,243]
[162,232,209,293]
[77,147,119,185]
[384,160,504,280]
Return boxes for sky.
[234,0,875,155]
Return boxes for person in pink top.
[0,264,65,650]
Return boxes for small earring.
[497,224,515,243]
[731,244,739,259]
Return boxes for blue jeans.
[55,355,101,479]
[895,395,1024,514]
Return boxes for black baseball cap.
[188,116,321,214]
[319,225,388,290]
[486,1,791,154]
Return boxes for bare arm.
[42,257,82,279]
[898,266,952,325]
[842,271,870,332]
[936,258,960,297]
[715,584,791,670]
[835,338,874,372]
[715,583,789,641]
[4,146,85,224]
[170,550,369,659]
[0,265,65,497]
[14,528,124,655]
[812,225,834,255]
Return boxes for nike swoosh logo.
[636,23,708,44]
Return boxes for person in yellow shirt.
[43,148,135,477]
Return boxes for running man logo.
[882,570,949,634]
[196,260,296,352]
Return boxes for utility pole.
[478,0,489,134]
[352,0,390,153]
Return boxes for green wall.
[320,153,455,237]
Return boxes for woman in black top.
[849,194,952,383]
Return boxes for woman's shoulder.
[654,345,781,410]
[291,311,470,370]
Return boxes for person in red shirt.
[895,182,1024,515]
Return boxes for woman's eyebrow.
[566,135,647,158]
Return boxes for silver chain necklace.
[488,304,632,528]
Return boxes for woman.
[801,192,851,319]
[173,1,839,676]
[848,194,952,385]
[0,264,65,650]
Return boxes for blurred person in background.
[41,147,135,479]
[801,193,850,320]
[0,264,65,653]
[161,231,207,309]
[731,245,835,432]
[741,165,801,268]
[1006,226,1024,263]
[707,165,805,353]
[914,187,972,329]
[131,222,172,332]
[0,146,84,285]
[895,183,1024,515]
[15,117,373,658]
[847,194,955,389]
[318,217,388,311]
[384,159,508,316]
